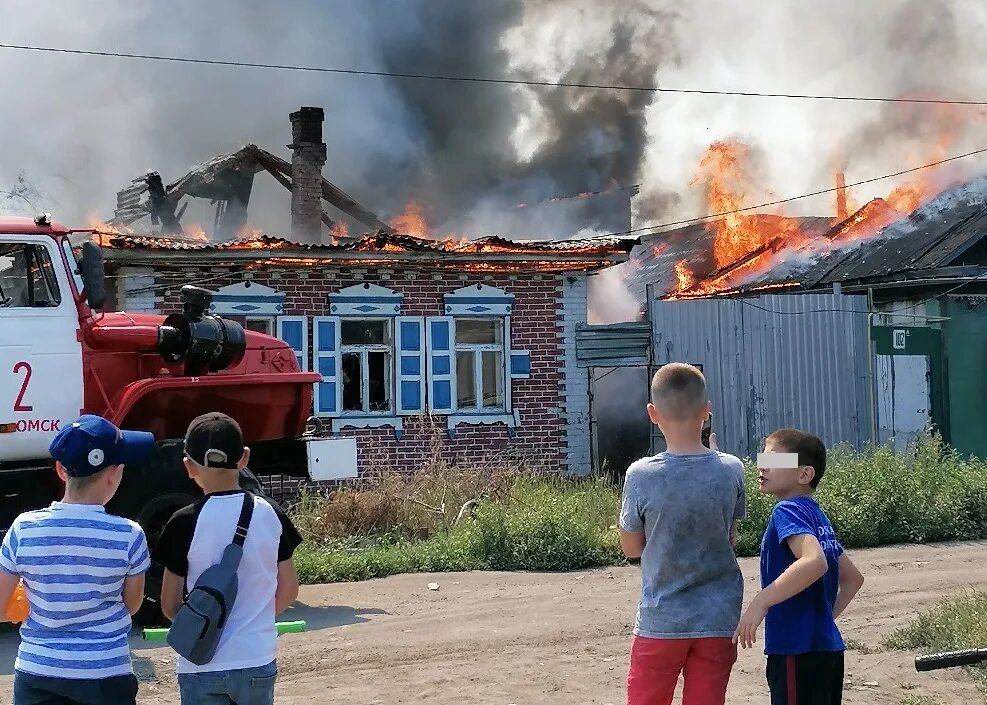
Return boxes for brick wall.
[135,263,587,478]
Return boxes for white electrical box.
[305,437,358,481]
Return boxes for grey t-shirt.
[619,450,746,639]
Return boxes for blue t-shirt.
[760,496,845,655]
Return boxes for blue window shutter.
[312,316,341,417]
[276,316,308,372]
[425,316,455,414]
[396,316,426,415]
[510,351,531,379]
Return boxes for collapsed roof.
[107,144,393,241]
[97,228,640,274]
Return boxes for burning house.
[95,107,640,480]
[625,149,987,461]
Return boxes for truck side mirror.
[80,241,107,311]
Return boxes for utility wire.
[3,42,987,106]
[611,146,987,239]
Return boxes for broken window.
[340,319,392,413]
[454,318,504,411]
[0,244,60,308]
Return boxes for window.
[244,316,274,335]
[340,319,392,413]
[454,318,504,410]
[0,243,60,308]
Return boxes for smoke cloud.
[2,0,987,239]
[0,0,676,238]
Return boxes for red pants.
[627,635,737,705]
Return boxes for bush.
[291,432,987,585]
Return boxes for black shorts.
[14,670,139,705]
[766,651,844,705]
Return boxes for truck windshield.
[0,243,61,308]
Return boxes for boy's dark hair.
[650,363,707,421]
[767,428,827,488]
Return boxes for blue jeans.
[178,661,277,705]
[14,670,138,705]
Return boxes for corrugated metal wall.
[649,292,872,458]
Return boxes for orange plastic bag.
[4,580,28,624]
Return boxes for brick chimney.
[835,171,848,221]
[289,107,326,244]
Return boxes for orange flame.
[329,222,349,240]
[391,201,430,238]
[674,259,695,290]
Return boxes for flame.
[391,201,430,238]
[690,142,776,270]
[665,117,975,299]
[329,222,349,240]
[674,259,694,290]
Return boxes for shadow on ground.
[281,603,388,631]
[0,603,386,677]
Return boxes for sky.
[2,0,987,237]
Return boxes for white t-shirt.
[153,490,302,674]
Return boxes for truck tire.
[106,440,283,627]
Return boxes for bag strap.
[232,491,255,547]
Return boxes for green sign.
[871,325,941,356]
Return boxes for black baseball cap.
[184,413,244,469]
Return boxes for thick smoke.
[639,0,987,222]
[0,0,677,238]
[3,1,987,238]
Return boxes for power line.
[3,42,987,106]
[613,145,987,239]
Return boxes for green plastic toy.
[142,620,306,641]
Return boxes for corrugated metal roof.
[627,216,834,296]
[715,177,987,295]
[628,176,987,298]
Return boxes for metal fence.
[649,292,873,458]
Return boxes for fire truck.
[0,214,337,622]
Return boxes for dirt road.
[0,541,984,704]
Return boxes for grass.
[885,591,987,693]
[899,696,942,705]
[290,432,987,584]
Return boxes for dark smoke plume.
[0,0,680,239]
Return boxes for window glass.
[481,351,504,408]
[244,317,273,335]
[456,351,477,408]
[455,319,501,345]
[342,319,388,345]
[0,244,60,308]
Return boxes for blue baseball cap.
[48,415,157,478]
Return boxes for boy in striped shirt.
[0,415,156,705]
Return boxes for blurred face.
[757,439,815,498]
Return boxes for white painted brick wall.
[120,266,163,313]
[557,273,591,475]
